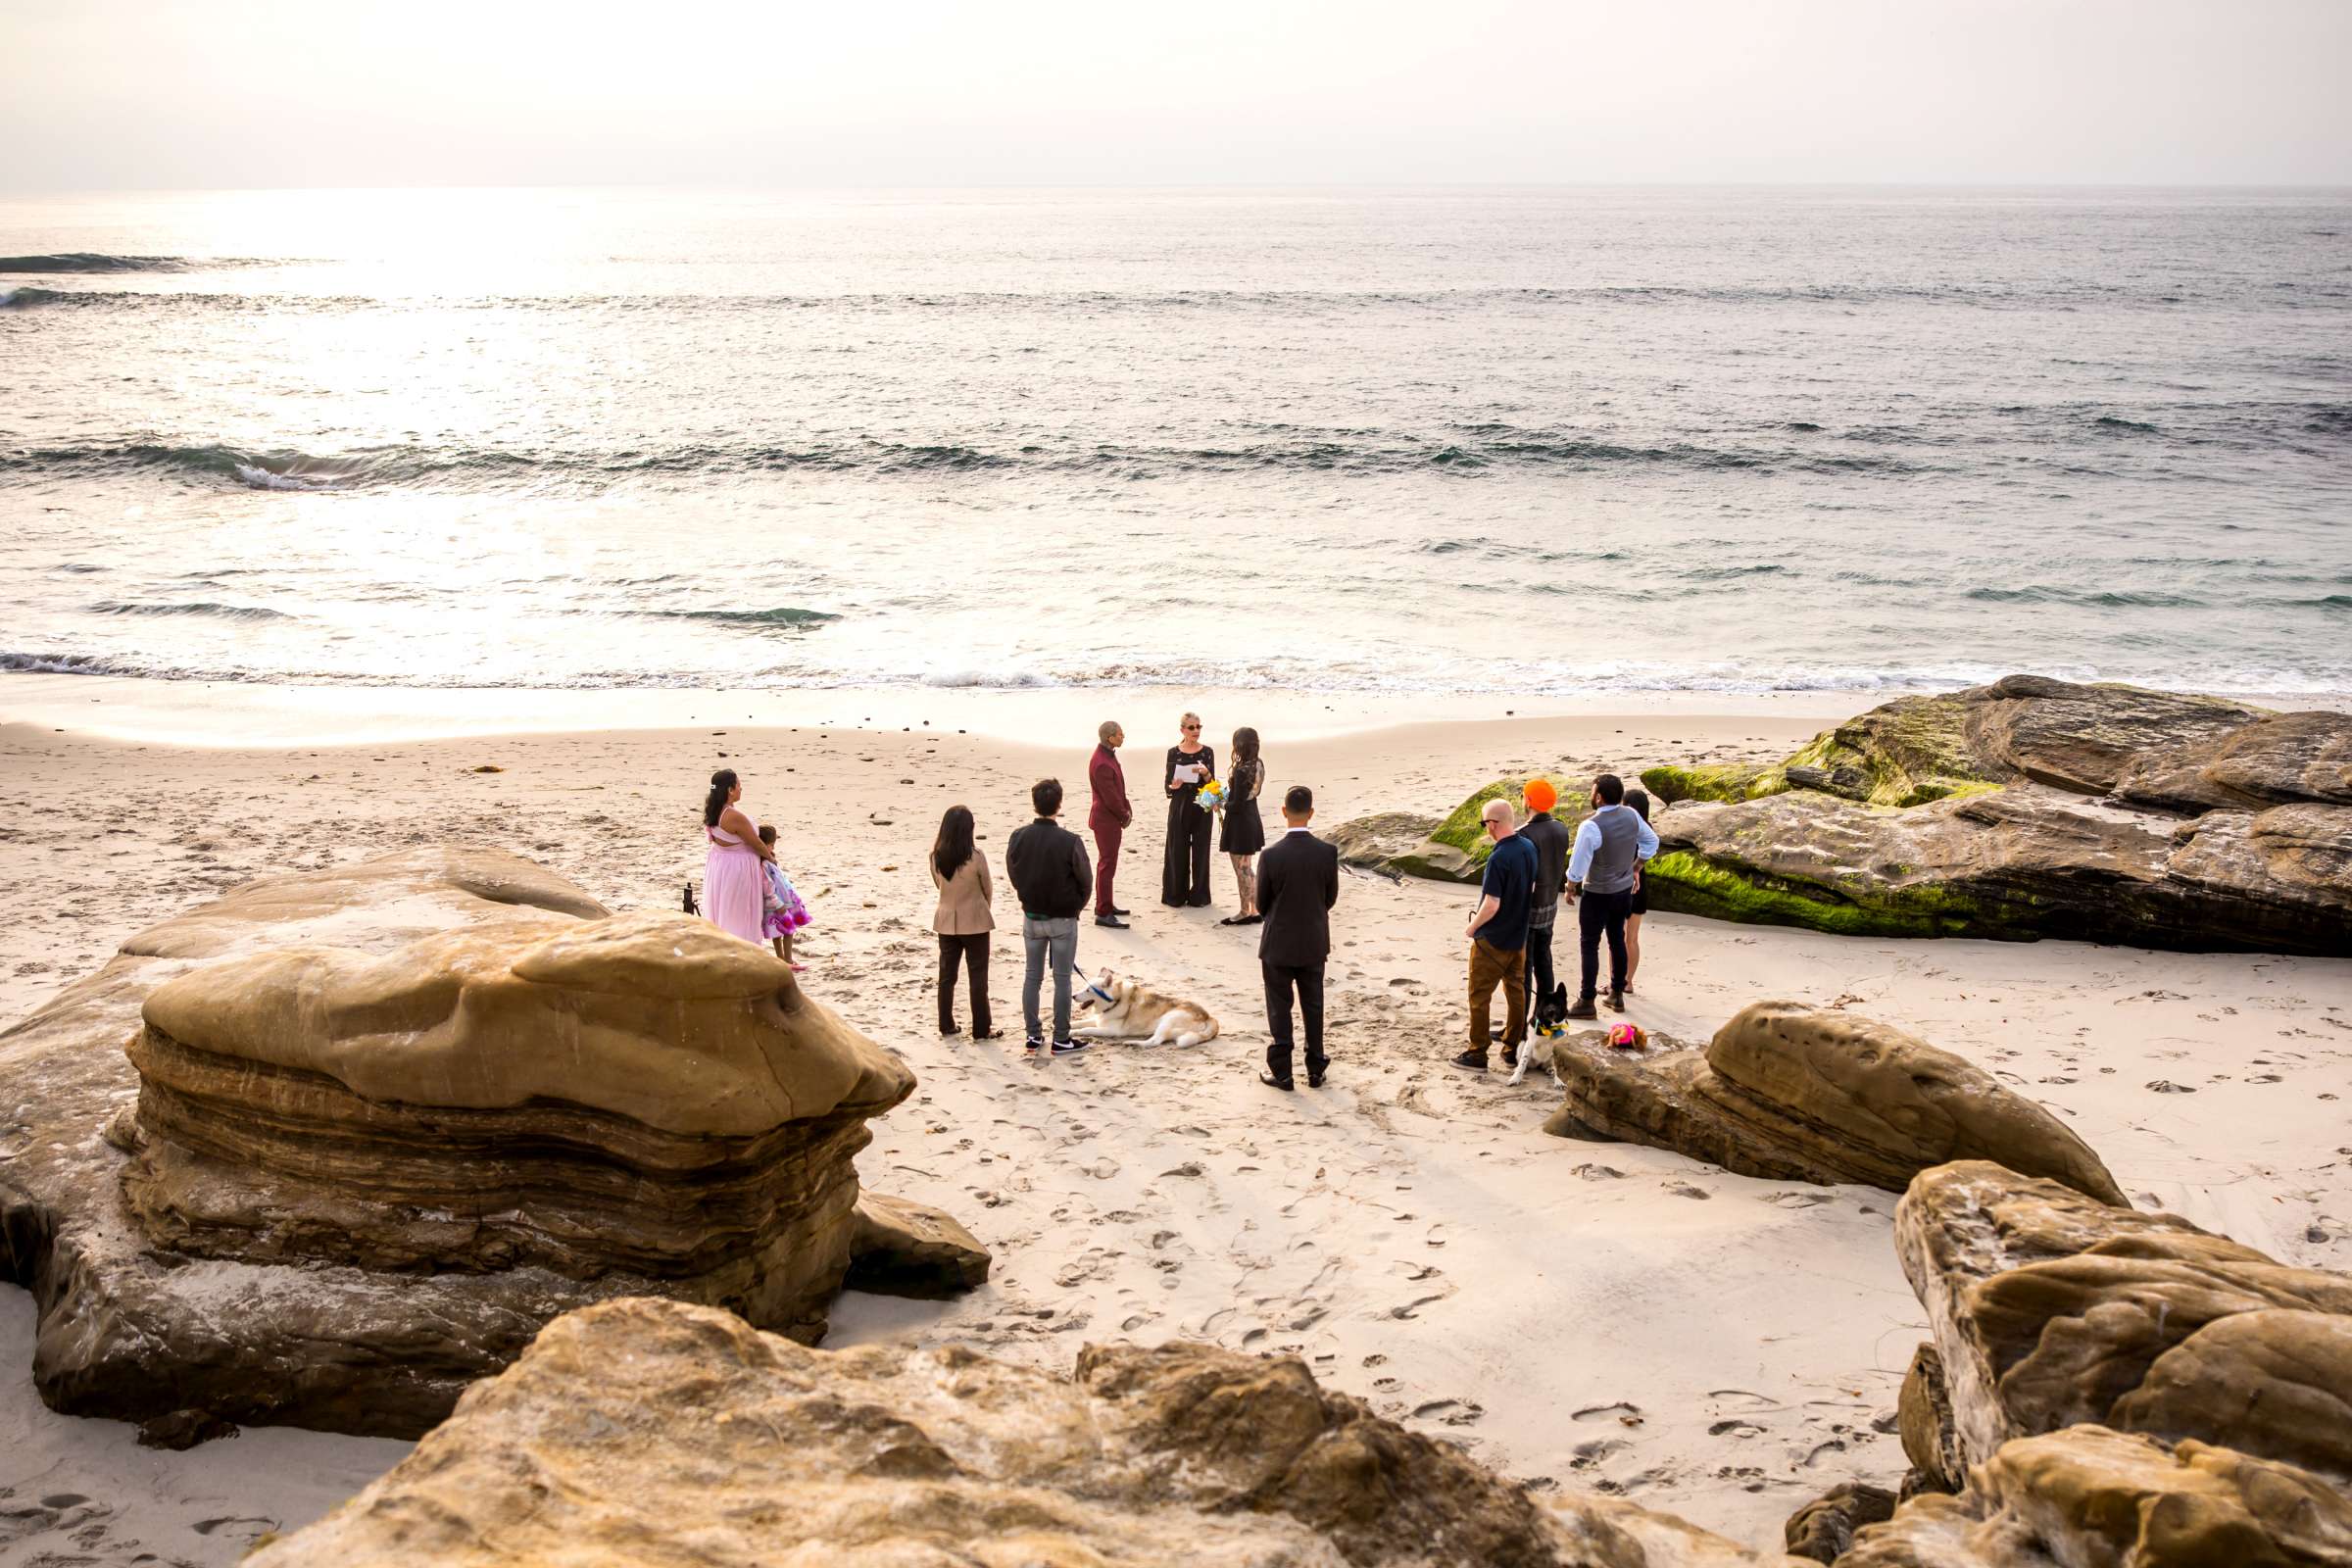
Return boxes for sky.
[7,0,2349,190]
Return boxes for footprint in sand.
[1765,1191,1832,1208]
[1573,1163,1624,1181]
[195,1516,281,1540]
[1664,1182,1710,1200]
[1573,1401,1643,1426]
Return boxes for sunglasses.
[1182,723,1200,731]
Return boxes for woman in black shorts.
[1217,726,1266,924]
[1624,787,1653,994]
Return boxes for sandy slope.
[1,708,2345,1565]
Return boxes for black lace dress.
[1218,756,1266,855]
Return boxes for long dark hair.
[703,768,739,828]
[1625,787,1652,822]
[932,805,975,881]
[1230,726,1261,793]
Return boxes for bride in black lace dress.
[1217,725,1266,924]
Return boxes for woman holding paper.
[1160,711,1217,907]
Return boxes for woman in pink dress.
[701,768,774,946]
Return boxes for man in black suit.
[1255,784,1340,1091]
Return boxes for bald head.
[1481,798,1517,833]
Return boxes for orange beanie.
[1522,779,1558,813]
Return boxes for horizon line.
[7,178,2352,198]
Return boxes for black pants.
[1162,799,1212,906]
[937,932,991,1033]
[1525,920,1557,1009]
[1577,889,1634,1000]
[1263,960,1326,1081]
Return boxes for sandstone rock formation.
[844,1191,993,1297]
[0,849,972,1438]
[1327,809,1441,878]
[1630,676,2352,953]
[1539,1003,2125,1203]
[1895,1344,1964,1495]
[251,1296,1805,1568]
[1838,1424,2352,1567]
[1895,1161,2352,1486]
[1339,778,1575,883]
[1783,1482,1895,1564]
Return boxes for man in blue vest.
[1565,773,1659,1019]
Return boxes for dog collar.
[1082,980,1115,1005]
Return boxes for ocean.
[4,186,2348,703]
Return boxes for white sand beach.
[2,699,2347,1563]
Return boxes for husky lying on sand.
[1073,969,1221,1048]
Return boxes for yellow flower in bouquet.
[1196,777,1228,812]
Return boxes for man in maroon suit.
[1088,720,1132,928]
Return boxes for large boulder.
[1327,810,1442,878]
[249,1296,1805,1568]
[1837,1424,2352,1567]
[1895,1161,2352,1487]
[1630,676,2352,953]
[1361,777,1577,884]
[0,849,971,1439]
[1646,778,2352,954]
[1539,1003,2126,1203]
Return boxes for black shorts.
[1630,884,1648,916]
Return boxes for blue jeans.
[1021,915,1079,1042]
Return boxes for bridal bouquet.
[1195,777,1229,813]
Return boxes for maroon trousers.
[1092,821,1122,914]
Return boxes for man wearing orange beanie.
[1517,779,1573,1034]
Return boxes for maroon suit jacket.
[1088,743,1132,830]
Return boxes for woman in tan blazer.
[930,805,999,1038]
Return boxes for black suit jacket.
[1256,829,1339,967]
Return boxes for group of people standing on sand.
[695,736,1660,1093]
[1087,713,1269,927]
[1453,774,1657,1073]
[920,713,1301,1056]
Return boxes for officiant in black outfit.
[1255,784,1340,1091]
[1161,711,1216,906]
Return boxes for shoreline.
[8,670,2349,750]
[0,671,1892,748]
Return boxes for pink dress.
[703,813,767,945]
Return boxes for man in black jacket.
[1006,777,1094,1054]
[1255,784,1340,1090]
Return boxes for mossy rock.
[1641,762,1778,805]
[1641,850,1990,939]
[1645,696,2004,812]
[1421,775,1579,878]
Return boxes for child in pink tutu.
[757,824,811,968]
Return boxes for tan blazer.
[931,853,995,936]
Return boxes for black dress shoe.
[1451,1049,1490,1070]
[1259,1071,1296,1092]
[1109,906,1131,916]
[1306,1066,1326,1089]
[1095,914,1129,929]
